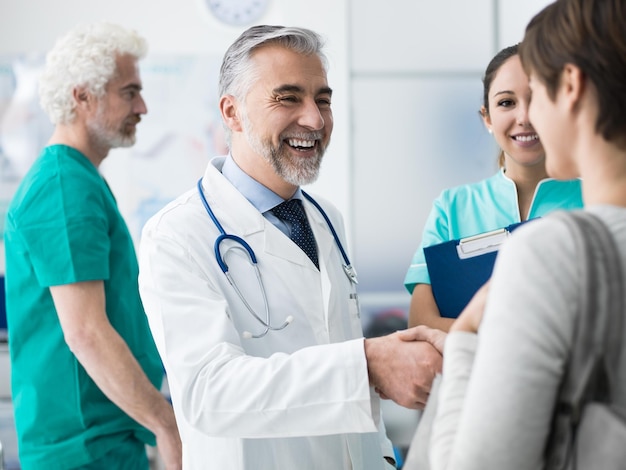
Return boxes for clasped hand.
[365,325,446,409]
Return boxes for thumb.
[397,325,446,354]
[396,325,433,341]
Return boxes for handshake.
[365,325,446,409]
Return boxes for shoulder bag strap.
[544,210,624,469]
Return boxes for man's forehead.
[107,55,142,86]
[252,44,325,71]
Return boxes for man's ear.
[73,86,92,112]
[220,94,243,133]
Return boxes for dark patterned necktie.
[272,199,319,269]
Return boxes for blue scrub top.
[404,170,583,293]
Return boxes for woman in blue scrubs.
[403,44,583,331]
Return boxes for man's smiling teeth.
[288,139,315,148]
[513,134,539,142]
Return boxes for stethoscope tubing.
[196,177,356,338]
[301,191,350,267]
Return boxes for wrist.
[363,336,383,385]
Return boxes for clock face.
[204,0,270,26]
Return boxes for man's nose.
[298,99,324,130]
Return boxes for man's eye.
[123,87,143,100]
[278,96,298,103]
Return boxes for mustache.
[280,131,323,141]
[127,115,142,125]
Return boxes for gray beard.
[86,107,137,151]
[241,116,325,186]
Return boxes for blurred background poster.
[0,54,227,247]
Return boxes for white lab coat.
[139,156,394,469]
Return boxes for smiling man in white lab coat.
[138,25,445,469]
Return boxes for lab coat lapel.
[263,197,331,339]
[305,199,335,327]
[205,159,322,268]
[305,202,335,274]
[263,226,315,268]
[203,157,266,238]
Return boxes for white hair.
[39,22,148,125]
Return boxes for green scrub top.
[404,170,584,293]
[4,145,163,469]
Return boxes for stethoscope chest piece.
[343,264,358,284]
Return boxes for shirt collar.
[221,154,303,213]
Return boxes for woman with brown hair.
[411,0,626,468]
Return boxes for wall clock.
[203,0,270,26]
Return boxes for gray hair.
[39,22,148,125]
[218,25,328,148]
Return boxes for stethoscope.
[197,178,358,339]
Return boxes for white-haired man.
[3,22,181,469]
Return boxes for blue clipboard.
[423,221,528,318]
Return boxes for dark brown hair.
[519,0,626,145]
